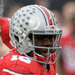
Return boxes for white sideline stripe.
[3,69,23,75]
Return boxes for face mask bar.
[25,30,62,64]
[29,45,62,64]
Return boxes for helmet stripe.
[35,5,47,25]
[39,6,53,25]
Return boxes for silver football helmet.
[10,5,62,65]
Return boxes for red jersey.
[60,26,75,75]
[0,49,56,75]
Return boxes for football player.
[0,5,62,75]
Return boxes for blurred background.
[0,0,75,75]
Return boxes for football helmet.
[10,5,62,65]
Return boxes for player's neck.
[42,64,50,72]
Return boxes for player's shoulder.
[2,49,19,58]
[1,50,43,74]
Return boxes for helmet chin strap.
[35,52,51,63]
[35,52,52,58]
[35,53,45,58]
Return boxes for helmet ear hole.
[14,35,19,42]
